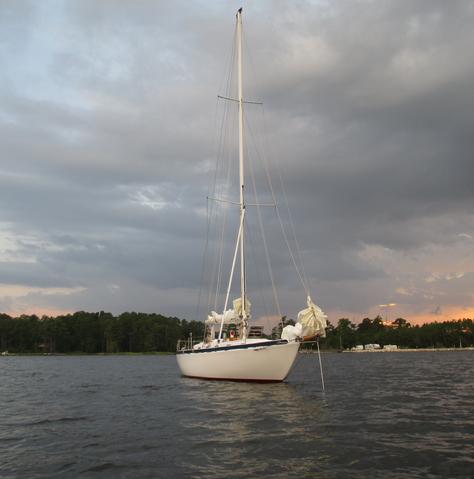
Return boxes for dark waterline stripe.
[176,339,289,355]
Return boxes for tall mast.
[237,8,247,337]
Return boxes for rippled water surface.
[1,351,473,478]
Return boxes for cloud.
[0,1,473,322]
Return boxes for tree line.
[0,312,204,354]
[0,312,473,353]
[320,316,474,350]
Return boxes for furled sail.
[205,297,251,326]
[281,296,327,341]
[205,309,239,325]
[281,322,303,342]
[297,296,327,338]
[233,297,251,317]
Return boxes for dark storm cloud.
[0,0,473,321]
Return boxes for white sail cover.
[205,309,239,325]
[281,296,327,341]
[281,322,303,342]
[233,297,251,317]
[205,297,251,325]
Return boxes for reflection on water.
[1,352,473,478]
[179,377,331,478]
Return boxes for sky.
[1,0,473,325]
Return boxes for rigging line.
[244,113,282,319]
[216,26,239,306]
[217,24,237,107]
[206,209,218,313]
[195,196,211,322]
[207,67,234,313]
[218,95,263,105]
[222,209,245,313]
[242,24,264,107]
[244,216,270,322]
[264,106,311,294]
[257,105,310,297]
[317,338,326,391]
[210,23,236,214]
[208,195,274,207]
[214,203,227,311]
[207,103,226,313]
[210,30,238,312]
[241,34,286,315]
[207,196,241,206]
[214,200,228,310]
[246,202,276,207]
[244,18,290,334]
[214,102,238,310]
[244,147,272,322]
[212,104,232,311]
[202,101,223,318]
[205,16,239,315]
[198,79,225,321]
[277,152,311,294]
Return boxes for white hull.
[176,340,300,382]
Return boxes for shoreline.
[0,351,175,357]
[3,347,474,356]
[342,347,474,353]
[301,347,474,354]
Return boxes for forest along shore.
[1,312,473,354]
[342,347,474,353]
[299,347,474,353]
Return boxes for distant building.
[383,344,398,350]
[364,343,381,350]
[249,326,264,338]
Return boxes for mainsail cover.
[205,297,250,325]
[205,309,239,325]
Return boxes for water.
[1,352,473,479]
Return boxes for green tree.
[336,318,357,349]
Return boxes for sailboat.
[176,8,327,382]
